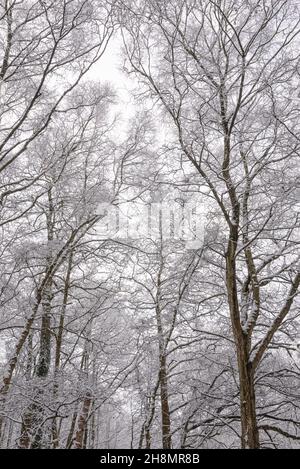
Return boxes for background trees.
[0,0,299,449]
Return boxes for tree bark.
[74,392,93,449]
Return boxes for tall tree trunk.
[158,352,172,449]
[226,229,259,449]
[19,278,54,449]
[237,341,259,449]
[20,189,54,449]
[155,207,172,449]
[52,251,74,448]
[66,410,78,449]
[74,393,93,449]
[72,326,93,449]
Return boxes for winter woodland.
[0,0,299,449]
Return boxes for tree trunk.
[52,251,73,448]
[155,208,172,449]
[74,392,93,449]
[20,189,54,449]
[238,342,259,449]
[226,231,259,449]
[159,353,172,449]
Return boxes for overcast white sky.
[90,36,137,116]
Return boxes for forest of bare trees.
[0,0,299,450]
